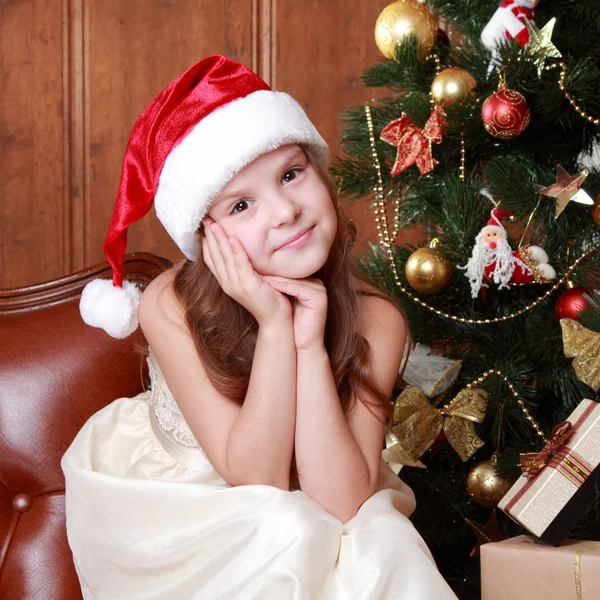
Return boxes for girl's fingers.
[229,237,254,279]
[203,227,227,281]
[205,222,240,285]
[262,275,324,291]
[266,279,324,305]
[210,223,236,272]
[201,237,218,277]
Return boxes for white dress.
[61,348,458,600]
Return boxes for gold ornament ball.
[466,459,512,508]
[375,0,438,61]
[405,244,453,295]
[431,67,477,107]
[593,194,600,228]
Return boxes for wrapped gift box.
[498,399,600,546]
[481,535,600,600]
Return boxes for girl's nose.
[271,195,301,226]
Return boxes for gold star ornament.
[525,17,562,77]
[539,165,593,218]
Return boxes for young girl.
[62,55,458,599]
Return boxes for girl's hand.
[261,276,328,351]
[201,218,292,328]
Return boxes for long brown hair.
[170,144,410,427]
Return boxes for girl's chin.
[265,257,328,280]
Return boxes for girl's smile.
[276,225,315,251]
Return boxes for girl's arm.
[139,271,297,491]
[294,296,407,523]
[226,319,297,489]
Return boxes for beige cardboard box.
[481,535,600,600]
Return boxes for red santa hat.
[79,55,328,339]
[481,207,513,235]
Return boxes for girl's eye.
[230,200,250,214]
[282,168,302,184]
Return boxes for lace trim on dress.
[147,354,201,450]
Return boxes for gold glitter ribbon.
[561,318,600,392]
[384,386,487,469]
[574,543,600,600]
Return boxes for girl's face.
[206,144,337,279]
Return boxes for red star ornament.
[465,509,507,557]
[380,106,446,176]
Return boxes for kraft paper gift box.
[480,535,600,600]
[498,399,600,546]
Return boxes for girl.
[62,55,457,599]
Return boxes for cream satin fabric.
[61,356,457,599]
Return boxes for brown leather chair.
[0,253,172,600]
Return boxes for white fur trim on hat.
[154,90,329,261]
[79,279,142,339]
[481,225,505,234]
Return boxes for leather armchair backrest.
[0,253,171,600]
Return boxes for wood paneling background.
[1,0,398,289]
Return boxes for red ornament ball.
[482,86,530,140]
[555,286,593,321]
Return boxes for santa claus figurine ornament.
[481,0,540,72]
[481,0,539,51]
[459,205,556,299]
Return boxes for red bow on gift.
[380,106,446,176]
[519,421,574,480]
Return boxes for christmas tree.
[332,1,600,597]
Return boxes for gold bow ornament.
[382,386,487,474]
[560,318,600,392]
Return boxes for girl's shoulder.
[138,262,186,330]
[354,276,399,312]
[353,276,407,342]
[354,276,379,296]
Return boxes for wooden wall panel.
[0,0,64,288]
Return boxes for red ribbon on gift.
[379,106,446,176]
[520,421,575,479]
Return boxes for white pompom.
[526,245,549,264]
[537,263,556,280]
[79,278,142,339]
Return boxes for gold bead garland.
[512,56,600,126]
[424,53,467,178]
[460,133,466,181]
[452,369,548,443]
[424,54,442,94]
[392,187,402,239]
[545,61,600,126]
[365,103,600,325]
